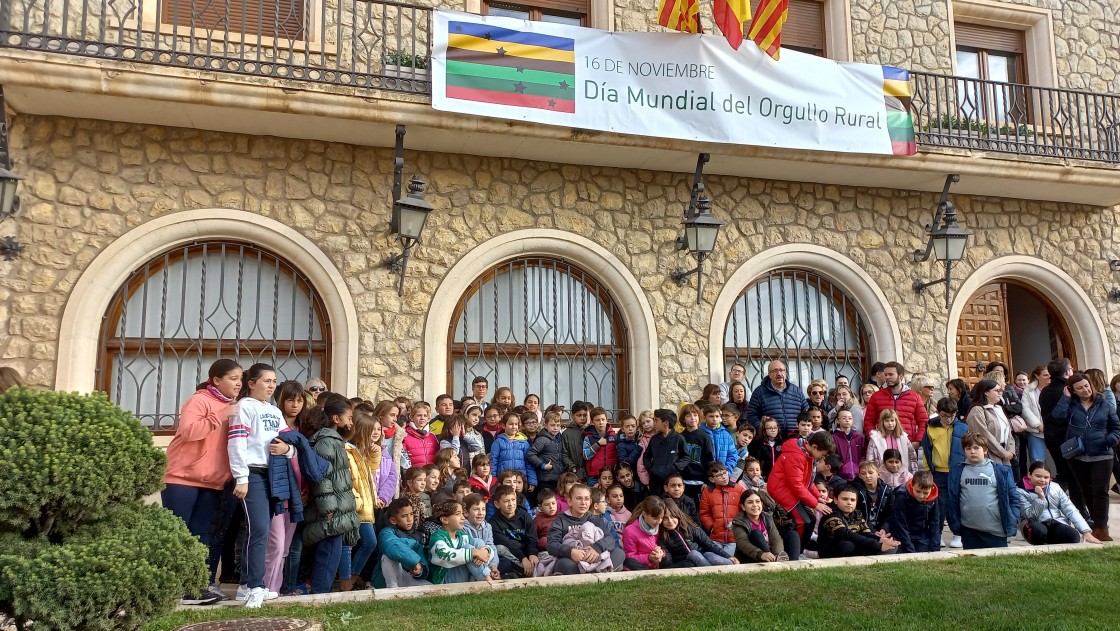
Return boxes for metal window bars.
[97,241,331,432]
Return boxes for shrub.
[0,388,208,630]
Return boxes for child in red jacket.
[699,462,743,557]
[768,432,835,543]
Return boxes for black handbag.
[1060,436,1085,459]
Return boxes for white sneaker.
[207,584,227,600]
[244,587,266,609]
[236,585,277,600]
[949,535,963,548]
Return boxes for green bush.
[0,505,208,631]
[0,388,208,630]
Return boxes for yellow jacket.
[346,444,377,523]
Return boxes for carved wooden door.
[955,283,1011,386]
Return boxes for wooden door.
[955,283,1011,386]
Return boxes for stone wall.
[2,115,1118,407]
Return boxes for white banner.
[432,10,916,156]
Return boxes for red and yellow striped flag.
[748,0,788,59]
[657,0,702,33]
[712,0,751,50]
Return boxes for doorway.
[954,281,1076,384]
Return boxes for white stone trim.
[707,244,904,383]
[948,255,1112,376]
[949,0,1058,88]
[55,210,359,396]
[423,229,658,410]
[825,0,853,62]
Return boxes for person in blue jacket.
[373,498,431,588]
[1051,372,1120,542]
[921,396,968,548]
[701,404,739,473]
[746,361,809,433]
[890,470,941,553]
[948,432,1019,550]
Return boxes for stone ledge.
[206,540,1112,610]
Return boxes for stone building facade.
[0,0,1118,430]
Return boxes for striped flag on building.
[883,66,917,155]
[444,21,576,113]
[712,0,750,49]
[747,0,788,60]
[657,0,702,33]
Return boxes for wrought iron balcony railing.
[911,71,1120,163]
[2,0,1118,164]
[0,0,433,92]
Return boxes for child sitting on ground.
[699,461,742,559]
[428,500,500,584]
[731,489,788,563]
[664,498,737,567]
[817,485,900,558]
[853,460,892,534]
[486,469,532,520]
[623,496,667,571]
[374,498,431,588]
[890,470,941,553]
[462,492,496,552]
[948,433,1019,550]
[881,449,914,489]
[1016,461,1101,546]
[534,488,561,552]
[488,485,540,578]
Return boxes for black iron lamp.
[914,174,969,309]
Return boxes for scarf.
[206,385,234,403]
[639,514,660,535]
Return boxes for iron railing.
[2,0,1119,163]
[912,71,1120,163]
[0,0,432,93]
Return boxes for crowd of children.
[162,361,1109,607]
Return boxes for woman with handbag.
[965,380,1017,467]
[1052,372,1120,542]
[984,364,1025,480]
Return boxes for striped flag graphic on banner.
[882,66,917,155]
[445,21,576,113]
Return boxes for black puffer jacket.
[1052,395,1120,458]
[303,427,360,546]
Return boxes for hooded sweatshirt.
[889,479,941,553]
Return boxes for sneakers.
[948,535,963,548]
[244,587,266,609]
[236,585,278,601]
[207,584,227,601]
[776,551,790,562]
[180,590,224,606]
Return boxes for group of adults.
[723,357,1120,535]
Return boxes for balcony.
[1,0,1118,204]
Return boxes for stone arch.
[424,229,659,409]
[56,210,360,395]
[948,255,1112,375]
[708,243,904,382]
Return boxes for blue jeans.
[161,483,220,544]
[283,524,305,593]
[240,470,271,589]
[350,523,377,579]
[1023,433,1047,467]
[311,534,343,594]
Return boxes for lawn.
[147,548,1120,631]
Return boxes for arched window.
[724,269,868,390]
[97,241,331,432]
[449,257,629,415]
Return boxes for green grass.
[147,548,1120,630]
